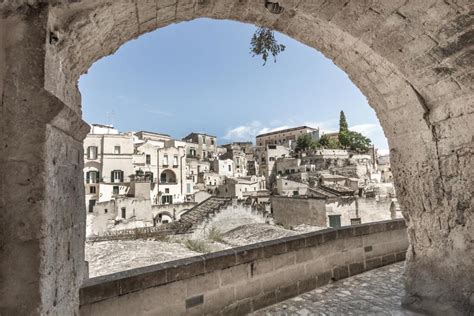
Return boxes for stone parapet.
[80,219,408,315]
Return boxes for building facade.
[256,126,319,147]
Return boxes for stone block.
[259,265,306,294]
[262,239,288,258]
[296,248,314,264]
[203,286,236,313]
[234,279,262,301]
[349,262,365,276]
[322,230,337,243]
[251,257,273,277]
[354,223,371,236]
[80,279,120,306]
[286,235,307,251]
[235,244,263,264]
[252,291,277,311]
[365,257,383,270]
[166,257,205,283]
[332,265,349,281]
[382,253,397,265]
[337,226,355,239]
[220,264,249,287]
[273,252,296,271]
[396,250,407,261]
[118,269,167,295]
[315,271,332,287]
[297,276,317,294]
[305,232,323,247]
[186,271,220,297]
[203,249,236,272]
[276,283,299,301]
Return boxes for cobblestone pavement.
[252,262,424,315]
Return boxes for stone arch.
[0,1,472,314]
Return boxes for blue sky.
[79,18,388,152]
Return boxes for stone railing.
[80,219,408,315]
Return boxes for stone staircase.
[179,197,232,231]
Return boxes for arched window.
[86,171,99,184]
[160,170,176,183]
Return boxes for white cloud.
[223,121,262,141]
[350,123,379,136]
[257,125,291,135]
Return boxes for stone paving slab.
[252,262,425,316]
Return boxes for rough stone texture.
[79,220,408,315]
[252,262,420,315]
[0,0,472,314]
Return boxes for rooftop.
[183,132,217,139]
[256,126,319,138]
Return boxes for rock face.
[0,1,472,314]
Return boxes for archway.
[0,1,472,314]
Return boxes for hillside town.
[83,112,402,276]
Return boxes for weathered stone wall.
[79,219,408,315]
[272,196,327,228]
[0,5,89,315]
[0,0,472,314]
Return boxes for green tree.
[295,134,317,152]
[346,131,372,152]
[319,134,340,149]
[250,27,286,65]
[338,110,350,147]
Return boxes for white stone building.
[182,132,217,160]
[212,158,234,177]
[217,176,266,199]
[256,126,319,147]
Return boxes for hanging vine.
[250,27,286,66]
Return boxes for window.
[111,170,123,183]
[187,183,192,193]
[87,146,98,159]
[269,157,275,162]
[173,155,178,166]
[163,155,168,166]
[228,165,232,172]
[162,195,173,204]
[350,218,361,225]
[88,199,96,213]
[121,207,126,218]
[89,186,96,194]
[146,154,151,164]
[165,188,169,194]
[104,209,108,214]
[113,186,119,195]
[328,215,342,228]
[114,146,121,154]
[293,191,299,196]
[86,171,99,184]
